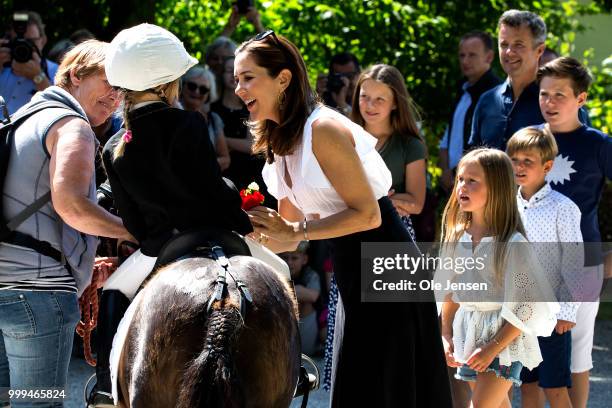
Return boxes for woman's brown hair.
[350,64,422,143]
[235,32,319,162]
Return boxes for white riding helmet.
[105,23,198,91]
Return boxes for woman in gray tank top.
[0,40,132,406]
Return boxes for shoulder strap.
[5,101,76,127]
[1,100,77,236]
[6,191,52,230]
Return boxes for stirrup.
[293,354,320,407]
[84,374,116,408]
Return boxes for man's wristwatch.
[32,72,47,85]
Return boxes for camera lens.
[327,73,345,93]
[12,39,34,63]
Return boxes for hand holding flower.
[248,206,299,242]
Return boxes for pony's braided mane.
[176,297,245,408]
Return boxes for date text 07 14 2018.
[1,388,67,402]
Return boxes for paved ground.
[64,319,611,407]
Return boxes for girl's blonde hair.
[113,79,180,159]
[440,148,525,284]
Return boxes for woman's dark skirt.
[328,197,452,407]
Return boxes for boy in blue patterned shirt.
[537,56,612,408]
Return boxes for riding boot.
[88,289,130,406]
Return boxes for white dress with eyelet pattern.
[436,232,559,370]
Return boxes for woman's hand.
[466,343,498,372]
[248,206,300,241]
[246,231,269,245]
[442,333,461,367]
[388,190,410,217]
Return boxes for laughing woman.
[237,31,452,407]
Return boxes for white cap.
[105,23,198,91]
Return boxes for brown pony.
[115,255,301,408]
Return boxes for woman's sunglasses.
[185,81,210,96]
[253,30,293,64]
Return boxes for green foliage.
[3,0,608,149]
[583,52,612,135]
[151,0,608,174]
[2,0,610,234]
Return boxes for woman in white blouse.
[235,30,452,407]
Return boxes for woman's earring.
[277,90,286,110]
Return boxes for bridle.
[206,245,253,318]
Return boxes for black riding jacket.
[102,102,252,256]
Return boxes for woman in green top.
[351,64,427,239]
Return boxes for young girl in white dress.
[438,148,559,407]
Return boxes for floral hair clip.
[122,130,133,143]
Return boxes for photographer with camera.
[0,11,58,114]
[220,1,265,39]
[321,52,360,116]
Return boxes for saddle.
[147,228,254,317]
[153,228,251,270]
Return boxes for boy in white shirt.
[507,126,583,408]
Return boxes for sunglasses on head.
[185,81,210,95]
[253,30,293,64]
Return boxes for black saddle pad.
[153,228,251,271]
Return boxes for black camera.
[326,73,347,94]
[8,13,36,63]
[234,0,254,14]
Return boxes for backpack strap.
[0,100,82,263]
[5,101,75,126]
[6,191,51,230]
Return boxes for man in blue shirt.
[468,10,547,151]
[439,31,501,192]
[0,11,57,114]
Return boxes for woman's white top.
[262,105,392,219]
[435,231,559,370]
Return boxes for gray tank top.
[0,86,99,295]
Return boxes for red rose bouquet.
[240,182,265,210]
